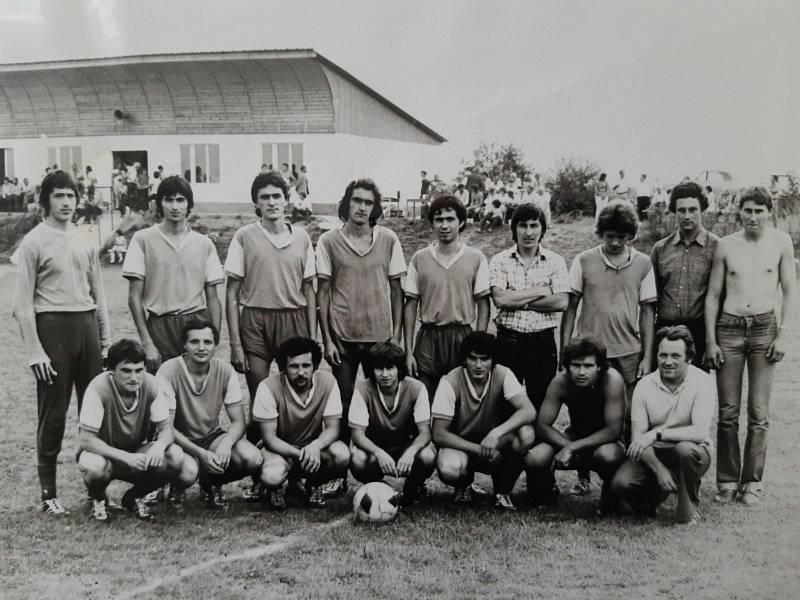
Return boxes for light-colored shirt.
[349,380,430,428]
[123,225,224,316]
[631,365,715,445]
[253,373,342,421]
[431,367,523,419]
[489,245,570,333]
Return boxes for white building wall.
[0,132,445,209]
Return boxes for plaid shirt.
[650,228,719,323]
[489,245,570,333]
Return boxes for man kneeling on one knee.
[349,342,436,506]
[432,332,537,510]
[611,326,714,524]
[526,336,626,511]
[253,337,350,509]
[78,339,196,521]
[157,319,263,510]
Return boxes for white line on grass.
[117,515,350,599]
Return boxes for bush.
[549,158,599,217]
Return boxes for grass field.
[2,216,799,599]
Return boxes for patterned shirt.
[650,228,719,323]
[489,245,570,333]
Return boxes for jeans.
[715,311,777,492]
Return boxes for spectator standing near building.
[636,174,652,221]
[295,165,309,199]
[420,170,431,199]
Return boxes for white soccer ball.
[352,482,400,523]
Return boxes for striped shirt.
[489,245,570,333]
[650,228,719,323]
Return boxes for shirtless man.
[705,186,796,506]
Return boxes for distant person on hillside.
[404,194,490,399]
[526,337,626,510]
[420,170,431,199]
[279,163,293,186]
[612,169,630,202]
[479,198,504,231]
[611,326,713,524]
[225,170,317,504]
[467,185,484,221]
[705,186,797,506]
[13,170,110,516]
[464,166,484,194]
[636,174,652,221]
[592,173,610,221]
[432,332,537,511]
[650,182,718,369]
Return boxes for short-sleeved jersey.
[431,365,526,442]
[122,225,224,316]
[568,246,657,358]
[79,372,169,452]
[315,225,406,342]
[405,244,489,326]
[157,356,242,440]
[252,371,342,448]
[224,222,316,309]
[348,378,430,448]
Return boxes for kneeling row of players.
[78,320,712,525]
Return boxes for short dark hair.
[561,336,608,372]
[276,337,323,372]
[459,332,497,363]
[250,171,289,217]
[180,318,220,346]
[156,175,194,218]
[337,179,383,226]
[105,339,146,370]
[511,202,548,241]
[669,182,708,212]
[39,170,79,216]
[596,201,638,237]
[427,194,467,231]
[365,342,408,383]
[738,186,773,210]
[655,325,696,361]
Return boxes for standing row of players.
[13,170,795,523]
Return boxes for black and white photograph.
[1,1,798,598]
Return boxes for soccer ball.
[352,482,400,523]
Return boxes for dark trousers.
[655,317,707,370]
[36,311,103,497]
[611,441,710,522]
[494,326,557,410]
[332,339,380,443]
[414,323,472,401]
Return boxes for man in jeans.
[489,203,569,411]
[705,186,797,505]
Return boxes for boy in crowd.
[123,175,224,373]
[13,170,111,515]
[650,182,718,368]
[611,326,714,524]
[157,320,263,509]
[317,179,406,496]
[525,337,626,510]
[490,203,569,410]
[349,342,436,505]
[705,186,796,505]
[78,340,196,521]
[432,332,537,510]
[254,337,351,509]
[404,194,490,399]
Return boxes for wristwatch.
[656,428,663,441]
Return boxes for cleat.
[266,488,287,511]
[167,486,185,509]
[243,482,265,503]
[321,477,347,499]
[122,490,153,520]
[452,486,474,506]
[142,485,166,506]
[286,477,307,500]
[569,478,592,496]
[41,497,69,516]
[90,498,108,522]
[468,481,493,499]
[203,485,229,510]
[494,493,517,511]
[307,485,327,508]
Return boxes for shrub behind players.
[349,342,436,505]
[316,179,406,496]
[123,175,224,373]
[705,186,797,505]
[254,337,350,509]
[13,170,111,515]
[78,340,196,521]
[525,337,625,511]
[157,319,263,509]
[432,332,537,510]
[403,194,490,399]
[610,326,714,524]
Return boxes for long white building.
[0,49,446,212]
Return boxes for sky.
[0,0,798,186]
